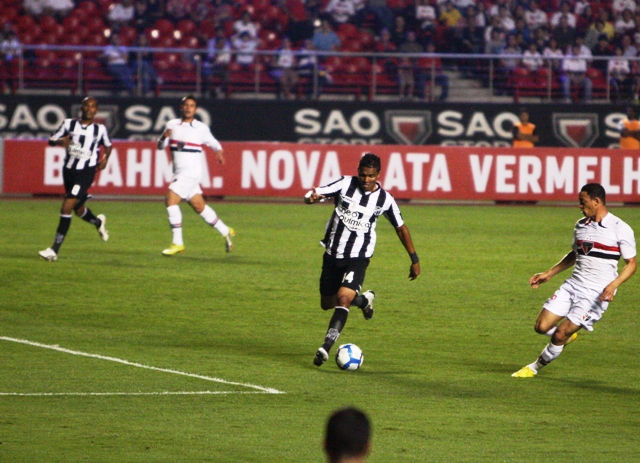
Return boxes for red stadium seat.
[78,1,99,16]
[154,19,175,36]
[15,15,37,33]
[63,15,82,31]
[39,15,59,32]
[86,17,106,34]
[177,19,197,36]
[119,26,138,46]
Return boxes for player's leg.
[188,194,235,253]
[73,192,108,242]
[528,319,582,375]
[162,188,185,255]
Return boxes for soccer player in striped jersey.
[305,153,421,367]
[513,183,637,378]
[157,95,235,256]
[39,97,113,262]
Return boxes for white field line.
[0,391,267,397]
[0,336,285,395]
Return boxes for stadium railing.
[0,45,635,103]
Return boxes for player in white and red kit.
[513,183,636,378]
[157,95,235,256]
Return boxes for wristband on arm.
[410,252,419,264]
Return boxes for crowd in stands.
[1,0,640,101]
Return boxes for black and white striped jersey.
[316,176,405,259]
[50,119,112,170]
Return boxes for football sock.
[80,208,101,227]
[534,342,564,371]
[167,205,184,246]
[200,205,230,236]
[51,214,72,253]
[321,307,349,352]
[351,295,367,309]
[545,326,558,337]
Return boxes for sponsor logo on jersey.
[384,110,432,145]
[552,113,599,147]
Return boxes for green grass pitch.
[1,198,639,462]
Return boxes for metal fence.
[1,44,637,103]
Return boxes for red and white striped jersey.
[570,212,636,291]
[160,118,222,179]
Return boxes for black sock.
[321,307,349,352]
[351,295,366,309]
[51,215,72,253]
[80,208,101,227]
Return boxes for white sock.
[534,342,564,371]
[545,326,557,337]
[167,205,183,246]
[200,205,230,236]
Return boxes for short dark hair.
[358,153,381,172]
[581,183,606,204]
[325,408,371,460]
[181,94,198,106]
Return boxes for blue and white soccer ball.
[335,343,364,371]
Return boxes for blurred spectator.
[513,18,532,44]
[622,34,638,58]
[612,0,637,17]
[232,31,258,68]
[103,33,135,94]
[191,0,214,24]
[204,28,231,98]
[522,42,543,71]
[485,22,506,54]
[46,0,74,18]
[421,41,449,101]
[1,30,21,62]
[488,0,509,19]
[497,5,515,33]
[591,34,612,75]
[374,28,397,78]
[561,43,592,102]
[397,30,422,99]
[133,0,154,33]
[283,0,314,43]
[459,17,484,55]
[130,34,158,96]
[484,15,505,46]
[312,19,341,52]
[573,0,591,16]
[440,1,462,52]
[575,4,595,33]
[297,39,332,97]
[631,59,640,102]
[146,0,164,18]
[596,9,615,40]
[532,26,549,51]
[23,0,48,17]
[524,0,549,31]
[497,34,521,93]
[608,45,632,102]
[166,0,196,21]
[615,9,636,35]
[358,0,393,32]
[108,0,135,31]
[543,37,564,71]
[270,37,299,99]
[323,0,356,27]
[390,15,408,48]
[550,2,577,29]
[552,15,576,51]
[415,0,437,33]
[233,11,258,39]
[211,0,234,29]
[584,20,605,50]
[474,1,488,28]
[574,35,592,60]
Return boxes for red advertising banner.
[4,140,640,202]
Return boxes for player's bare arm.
[215,149,225,165]
[599,256,637,302]
[157,129,172,149]
[97,145,113,171]
[49,135,71,148]
[530,250,576,288]
[304,188,326,204]
[395,224,420,280]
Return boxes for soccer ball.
[335,343,364,371]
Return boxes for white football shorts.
[543,279,610,331]
[169,175,202,200]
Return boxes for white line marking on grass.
[0,336,285,395]
[0,391,267,397]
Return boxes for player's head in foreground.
[579,183,607,221]
[518,107,529,124]
[626,105,637,120]
[324,407,371,463]
[180,94,198,122]
[358,153,381,193]
[80,97,98,123]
